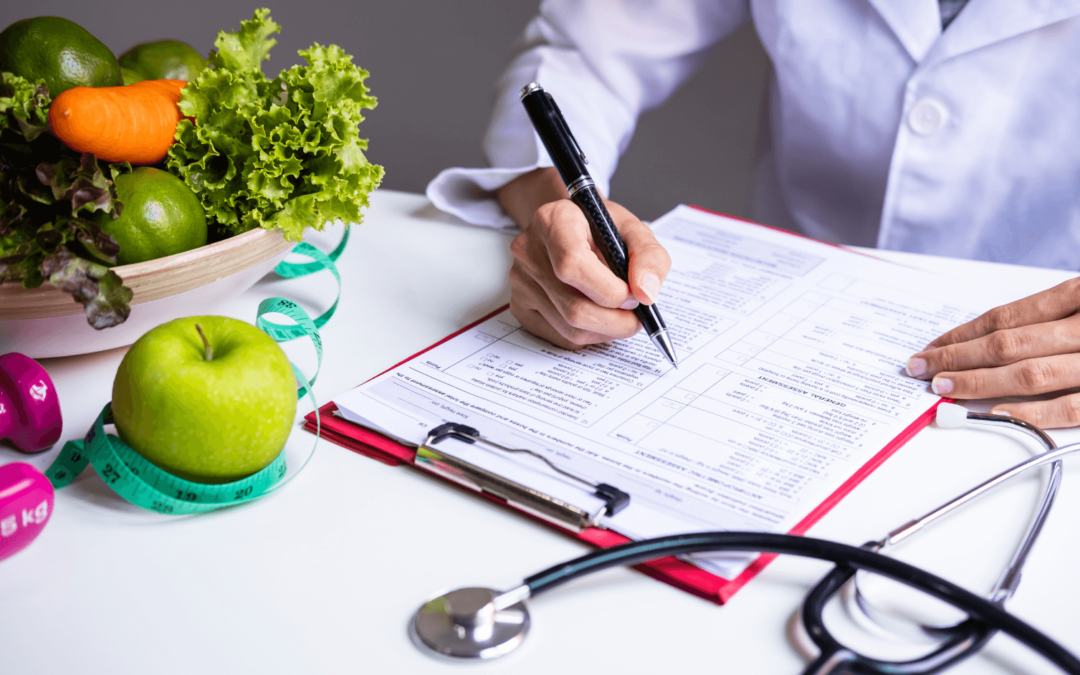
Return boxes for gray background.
[4,1,769,221]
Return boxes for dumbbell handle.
[0,388,16,439]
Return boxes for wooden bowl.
[0,227,294,358]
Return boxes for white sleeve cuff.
[425,166,538,230]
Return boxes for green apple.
[112,316,297,483]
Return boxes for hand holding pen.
[497,84,678,367]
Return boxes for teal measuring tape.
[262,225,349,340]
[44,228,348,514]
[45,401,291,514]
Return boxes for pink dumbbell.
[0,353,62,453]
[0,462,54,562]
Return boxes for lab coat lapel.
[864,0,941,63]
[920,0,1080,69]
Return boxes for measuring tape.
[44,400,292,514]
[43,228,348,514]
[264,225,349,338]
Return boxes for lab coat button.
[908,99,948,136]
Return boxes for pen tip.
[648,329,679,371]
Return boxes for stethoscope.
[408,403,1080,673]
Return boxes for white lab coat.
[426,0,1080,270]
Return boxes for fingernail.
[621,298,639,310]
[906,357,927,377]
[991,409,1012,417]
[932,377,953,395]
[924,341,938,351]
[639,273,661,303]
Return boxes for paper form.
[335,205,1005,579]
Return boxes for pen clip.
[547,93,588,165]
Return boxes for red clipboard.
[302,209,944,605]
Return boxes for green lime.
[98,167,207,266]
[118,40,205,82]
[0,17,122,97]
[120,66,144,85]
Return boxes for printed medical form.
[336,205,1005,579]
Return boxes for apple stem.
[195,323,213,361]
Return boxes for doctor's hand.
[497,167,671,350]
[906,278,1080,428]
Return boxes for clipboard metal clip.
[415,423,630,532]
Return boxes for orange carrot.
[48,80,188,165]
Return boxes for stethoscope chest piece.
[409,587,530,660]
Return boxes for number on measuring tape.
[101,464,120,484]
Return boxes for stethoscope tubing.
[521,531,1080,674]
[852,433,1078,641]
[805,562,994,674]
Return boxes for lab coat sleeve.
[426,0,751,228]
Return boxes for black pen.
[519,82,679,369]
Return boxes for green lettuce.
[167,9,384,241]
[1,73,132,328]
[0,71,50,141]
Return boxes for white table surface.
[2,190,1078,675]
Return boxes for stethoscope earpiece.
[934,402,971,429]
